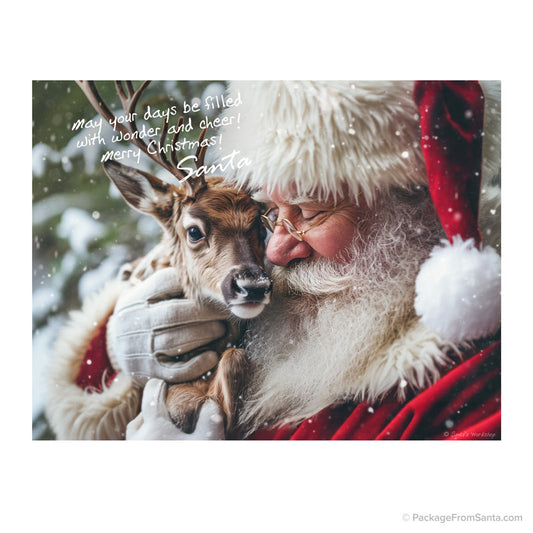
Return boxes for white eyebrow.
[251,190,272,203]
[287,195,316,205]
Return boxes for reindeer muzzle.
[222,266,272,319]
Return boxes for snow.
[201,82,226,116]
[32,143,61,177]
[32,316,66,421]
[137,215,160,240]
[32,111,159,180]
[33,193,85,225]
[32,81,225,438]
[57,207,105,256]
[32,286,62,323]
[78,246,129,300]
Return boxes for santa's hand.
[107,268,229,384]
[126,379,225,440]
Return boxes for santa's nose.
[266,227,312,266]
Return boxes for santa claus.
[45,80,501,440]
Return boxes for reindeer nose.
[231,278,268,301]
[223,266,272,304]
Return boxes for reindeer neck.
[128,234,192,297]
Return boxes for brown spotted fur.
[123,176,266,437]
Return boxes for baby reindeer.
[77,81,271,436]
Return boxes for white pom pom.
[414,237,501,344]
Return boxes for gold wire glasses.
[261,205,341,242]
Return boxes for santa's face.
[239,187,444,435]
[264,188,365,266]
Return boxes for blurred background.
[32,80,227,439]
[32,81,501,440]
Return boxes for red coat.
[249,341,500,440]
[76,319,500,440]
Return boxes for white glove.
[108,267,231,384]
[126,378,225,440]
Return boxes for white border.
[7,1,531,530]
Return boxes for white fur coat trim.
[45,279,141,440]
[44,282,463,437]
[359,319,457,405]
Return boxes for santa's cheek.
[308,226,356,261]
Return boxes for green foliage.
[32,80,225,438]
[33,80,222,325]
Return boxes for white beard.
[238,189,445,435]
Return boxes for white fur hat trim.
[414,237,501,344]
[217,81,426,202]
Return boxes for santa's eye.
[301,210,324,222]
[187,226,205,243]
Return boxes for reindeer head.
[104,160,271,318]
[77,81,271,319]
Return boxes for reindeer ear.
[103,160,174,220]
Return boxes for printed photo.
[32,80,501,440]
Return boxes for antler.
[76,80,208,197]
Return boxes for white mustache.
[271,258,355,297]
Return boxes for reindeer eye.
[187,226,205,243]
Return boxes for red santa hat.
[216,81,501,344]
[412,81,500,344]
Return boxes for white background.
[5,1,531,531]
